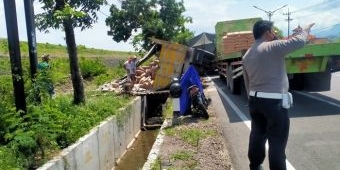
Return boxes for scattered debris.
[98,58,160,94]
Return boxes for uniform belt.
[249,91,282,99]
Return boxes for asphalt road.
[209,72,340,170]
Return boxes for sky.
[0,0,339,52]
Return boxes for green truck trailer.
[214,17,340,94]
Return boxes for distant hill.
[313,24,340,41]
[0,38,132,59]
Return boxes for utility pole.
[24,0,38,79]
[253,4,288,21]
[283,8,293,37]
[24,0,41,103]
[3,0,27,113]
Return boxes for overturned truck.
[138,39,192,129]
[137,39,213,129]
[100,39,199,129]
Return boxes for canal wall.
[37,97,142,170]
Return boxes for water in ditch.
[114,129,159,170]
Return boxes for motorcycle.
[188,85,209,119]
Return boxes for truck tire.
[289,74,304,90]
[219,74,226,81]
[240,77,248,99]
[227,66,241,94]
[226,65,231,89]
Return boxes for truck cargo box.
[286,42,340,73]
[215,18,261,59]
[151,39,191,91]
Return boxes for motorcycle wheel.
[197,104,209,119]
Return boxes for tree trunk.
[63,19,85,104]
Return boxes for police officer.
[242,20,314,170]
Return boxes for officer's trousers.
[248,96,290,170]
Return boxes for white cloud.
[285,3,340,35]
[184,0,233,34]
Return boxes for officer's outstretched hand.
[304,23,315,33]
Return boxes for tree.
[35,0,107,104]
[105,0,193,52]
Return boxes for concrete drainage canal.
[115,92,169,170]
[114,130,159,170]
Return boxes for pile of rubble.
[98,58,160,94]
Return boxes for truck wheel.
[240,77,248,99]
[219,74,226,81]
[226,66,231,89]
[231,78,241,94]
[227,66,241,94]
[289,74,304,90]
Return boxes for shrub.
[0,146,24,170]
[1,92,131,169]
[80,57,107,79]
[3,102,62,169]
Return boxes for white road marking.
[294,91,340,108]
[214,83,296,170]
[332,70,340,76]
